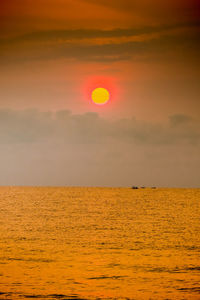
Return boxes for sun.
[91,87,110,105]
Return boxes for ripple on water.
[0,187,199,299]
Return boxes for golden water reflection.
[0,187,199,299]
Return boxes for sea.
[0,187,199,299]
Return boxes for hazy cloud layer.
[0,109,200,145]
[0,109,199,187]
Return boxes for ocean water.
[0,187,199,299]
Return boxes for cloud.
[84,0,200,20]
[0,109,199,145]
[1,24,192,44]
[0,109,199,186]
[0,23,199,63]
[169,114,193,127]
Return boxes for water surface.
[0,187,199,299]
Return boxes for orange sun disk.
[91,87,110,105]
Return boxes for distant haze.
[0,109,199,187]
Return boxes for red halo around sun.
[82,76,120,108]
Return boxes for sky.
[0,0,199,187]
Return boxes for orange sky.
[1,0,200,34]
[0,0,199,119]
[0,0,200,186]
